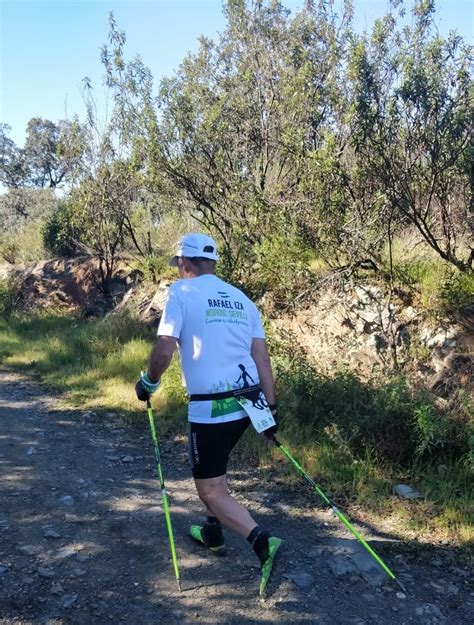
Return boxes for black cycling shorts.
[188,417,251,479]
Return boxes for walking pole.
[268,433,406,592]
[146,399,181,592]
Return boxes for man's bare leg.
[194,475,257,537]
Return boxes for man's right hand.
[135,371,160,402]
[263,409,279,441]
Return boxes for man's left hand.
[135,371,160,402]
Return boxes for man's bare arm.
[251,338,276,407]
[148,335,178,382]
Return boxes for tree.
[100,2,354,283]
[93,1,472,292]
[24,117,84,188]
[0,188,56,264]
[0,124,28,188]
[346,1,472,272]
[69,161,135,294]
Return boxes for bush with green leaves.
[0,241,19,265]
[0,278,21,318]
[249,234,313,306]
[42,199,80,258]
[440,270,474,314]
[271,332,470,467]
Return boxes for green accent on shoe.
[189,525,226,556]
[259,536,282,596]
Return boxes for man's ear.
[184,257,199,274]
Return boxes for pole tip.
[395,578,407,594]
[177,579,182,592]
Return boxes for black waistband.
[189,384,261,402]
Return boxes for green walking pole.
[269,434,406,593]
[146,400,181,592]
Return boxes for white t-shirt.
[157,274,265,424]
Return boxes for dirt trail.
[0,370,471,625]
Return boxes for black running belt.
[189,384,261,402]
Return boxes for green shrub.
[249,234,313,306]
[440,269,474,313]
[136,255,176,283]
[1,223,47,265]
[42,200,80,257]
[413,403,449,457]
[387,249,473,315]
[0,278,21,318]
[271,331,469,467]
[0,240,20,264]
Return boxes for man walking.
[135,232,282,595]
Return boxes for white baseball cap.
[169,232,219,266]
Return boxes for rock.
[19,544,42,556]
[70,567,86,577]
[26,447,36,455]
[50,582,64,595]
[326,544,385,587]
[417,604,445,620]
[393,484,422,500]
[446,582,459,595]
[396,592,406,599]
[430,581,445,594]
[59,495,75,506]
[283,571,315,588]
[61,593,78,608]
[122,455,134,463]
[56,546,78,559]
[38,567,56,578]
[426,604,444,619]
[362,593,376,602]
[43,528,62,539]
[76,553,90,563]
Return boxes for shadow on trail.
[0,372,471,625]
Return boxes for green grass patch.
[382,239,474,316]
[1,310,472,545]
[0,311,187,428]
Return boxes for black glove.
[135,371,161,402]
[135,379,150,402]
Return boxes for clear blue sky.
[1,0,472,147]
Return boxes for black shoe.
[190,524,226,556]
